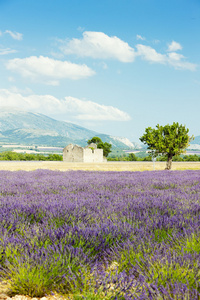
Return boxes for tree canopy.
[87,136,112,157]
[140,122,193,170]
[87,137,102,145]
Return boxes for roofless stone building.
[63,143,105,162]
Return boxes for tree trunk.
[165,155,173,170]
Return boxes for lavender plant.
[0,169,200,299]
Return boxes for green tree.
[128,153,137,161]
[183,154,200,161]
[87,137,102,144]
[87,136,112,157]
[140,122,194,170]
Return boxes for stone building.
[63,143,105,162]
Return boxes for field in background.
[0,161,200,171]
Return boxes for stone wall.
[63,143,104,163]
[63,144,84,162]
[84,143,98,150]
[83,148,104,162]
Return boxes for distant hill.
[0,107,137,149]
[188,136,200,150]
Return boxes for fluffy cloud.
[167,52,196,70]
[62,96,131,120]
[59,31,195,71]
[136,44,196,71]
[6,56,95,84]
[167,52,184,61]
[60,31,136,62]
[0,90,64,116]
[136,44,166,63]
[0,90,131,121]
[167,41,182,52]
[4,30,23,40]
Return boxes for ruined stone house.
[63,143,105,162]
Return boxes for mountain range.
[0,108,141,149]
[0,108,199,150]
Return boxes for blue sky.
[0,0,200,143]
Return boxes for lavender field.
[0,170,200,299]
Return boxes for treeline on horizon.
[0,151,200,162]
[108,152,200,162]
[0,151,63,161]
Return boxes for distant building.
[63,143,106,162]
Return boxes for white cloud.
[136,34,145,41]
[167,41,182,52]
[0,90,131,121]
[5,30,23,40]
[167,52,184,61]
[167,52,196,71]
[60,31,136,62]
[58,31,196,71]
[136,44,167,63]
[0,48,17,55]
[135,44,197,71]
[63,96,131,120]
[6,56,95,84]
[0,89,61,113]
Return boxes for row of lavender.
[0,170,200,299]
